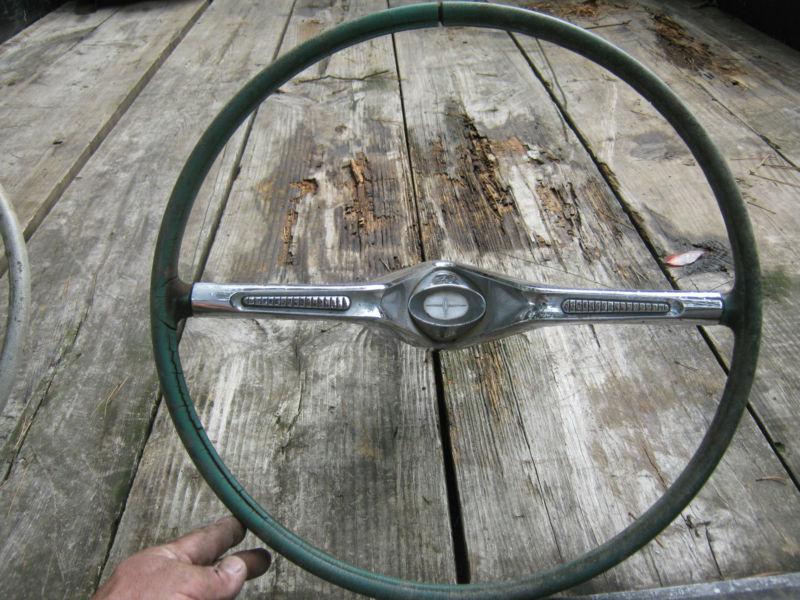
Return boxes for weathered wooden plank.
[392,10,800,595]
[0,2,111,68]
[648,0,800,166]
[516,0,800,483]
[101,2,457,597]
[0,0,208,239]
[0,1,295,597]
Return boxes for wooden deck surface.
[1,1,799,597]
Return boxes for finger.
[192,556,249,600]
[229,548,271,580]
[166,517,246,565]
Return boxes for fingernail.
[220,556,245,576]
[259,548,272,568]
[255,548,272,573]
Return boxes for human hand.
[92,516,271,600]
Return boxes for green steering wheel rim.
[150,3,761,598]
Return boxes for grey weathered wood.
[646,0,800,166]
[0,1,296,597]
[515,0,800,482]
[0,2,797,599]
[0,0,208,239]
[0,2,111,70]
[101,1,456,598]
[392,10,800,594]
[573,572,800,600]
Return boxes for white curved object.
[0,183,31,410]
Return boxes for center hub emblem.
[408,270,486,342]
[423,291,470,320]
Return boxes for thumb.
[197,555,249,600]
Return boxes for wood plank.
[648,0,800,166]
[0,0,208,239]
[516,0,800,482]
[101,1,456,597]
[392,9,800,595]
[0,2,112,69]
[0,1,295,597]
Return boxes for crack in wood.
[341,153,389,252]
[297,68,392,84]
[536,181,582,243]
[458,112,516,220]
[281,177,319,265]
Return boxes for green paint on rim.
[151,3,761,598]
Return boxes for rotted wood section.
[0,1,798,599]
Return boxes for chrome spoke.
[190,261,726,349]
[530,286,723,325]
[192,282,385,321]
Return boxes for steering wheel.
[150,3,761,598]
[0,182,30,412]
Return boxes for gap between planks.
[390,24,472,584]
